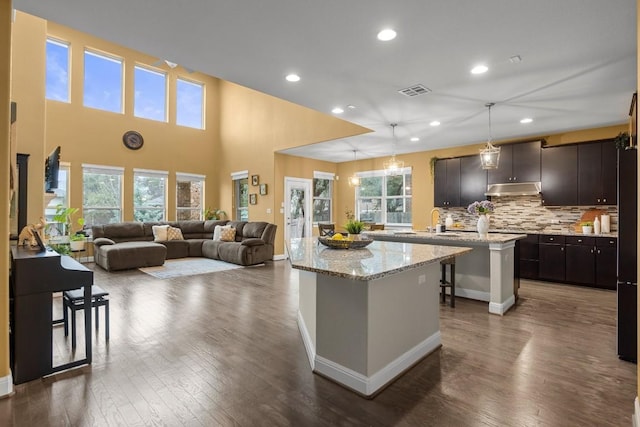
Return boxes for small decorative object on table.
[344,208,364,235]
[467,200,494,237]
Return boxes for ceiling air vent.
[398,84,432,97]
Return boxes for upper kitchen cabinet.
[488,141,541,184]
[460,155,488,207]
[541,144,578,206]
[577,139,617,205]
[434,158,460,207]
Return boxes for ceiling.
[14,0,638,162]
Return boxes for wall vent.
[398,84,432,97]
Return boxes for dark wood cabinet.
[459,155,488,207]
[595,238,617,290]
[434,158,460,207]
[565,236,596,285]
[518,234,539,280]
[577,140,617,205]
[538,235,566,282]
[541,144,578,206]
[488,141,541,184]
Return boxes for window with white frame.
[356,168,412,225]
[176,173,205,220]
[83,50,123,113]
[134,169,167,222]
[134,66,167,122]
[176,78,204,129]
[231,170,249,221]
[82,164,123,226]
[312,171,334,223]
[44,162,70,236]
[46,38,70,102]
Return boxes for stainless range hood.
[485,182,541,197]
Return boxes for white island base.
[297,263,441,397]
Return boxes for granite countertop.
[445,228,618,238]
[286,237,471,281]
[363,230,527,245]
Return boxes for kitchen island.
[287,237,471,397]
[363,230,526,315]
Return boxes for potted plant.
[69,232,87,251]
[51,205,84,240]
[204,207,226,220]
[614,132,631,150]
[581,221,593,234]
[344,209,364,235]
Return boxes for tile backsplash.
[439,195,617,233]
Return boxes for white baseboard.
[0,373,13,398]
[453,287,490,302]
[273,254,286,261]
[296,310,315,369]
[633,396,639,427]
[489,295,515,316]
[314,331,441,397]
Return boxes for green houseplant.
[204,207,227,220]
[52,205,84,237]
[344,209,364,234]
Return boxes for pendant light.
[480,103,501,169]
[383,123,404,176]
[348,150,361,187]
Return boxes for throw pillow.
[213,225,232,241]
[152,224,170,241]
[167,226,184,241]
[220,226,236,242]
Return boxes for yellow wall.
[11,13,221,223]
[0,0,12,386]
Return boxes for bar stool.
[440,256,456,307]
[63,285,110,348]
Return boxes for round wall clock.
[123,130,144,150]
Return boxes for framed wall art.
[259,184,268,195]
[251,175,259,186]
[249,193,257,205]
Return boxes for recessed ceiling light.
[430,121,441,127]
[285,74,300,82]
[347,105,356,109]
[520,118,533,124]
[332,107,344,114]
[509,55,522,64]
[471,65,488,74]
[377,29,397,41]
[410,137,420,142]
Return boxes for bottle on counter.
[445,214,454,229]
[594,216,601,235]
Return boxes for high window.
[231,171,249,221]
[356,168,412,225]
[312,172,334,223]
[134,66,167,122]
[83,50,123,113]
[82,164,123,226]
[45,38,70,102]
[176,173,205,220]
[176,78,204,129]
[134,169,167,222]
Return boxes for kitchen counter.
[440,228,618,238]
[287,237,471,397]
[363,230,526,315]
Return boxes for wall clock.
[123,130,144,150]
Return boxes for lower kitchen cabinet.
[595,238,617,290]
[565,236,595,285]
[538,235,565,282]
[519,234,539,280]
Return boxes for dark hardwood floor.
[0,260,636,426]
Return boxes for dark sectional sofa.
[91,220,277,271]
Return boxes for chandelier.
[480,103,501,169]
[383,123,404,176]
[348,150,361,187]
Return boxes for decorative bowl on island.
[318,236,373,249]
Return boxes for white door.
[284,177,312,247]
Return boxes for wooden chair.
[440,257,456,307]
[369,224,385,231]
[317,223,335,237]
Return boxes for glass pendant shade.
[384,123,404,176]
[348,149,361,187]
[479,103,501,170]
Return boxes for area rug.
[139,257,242,279]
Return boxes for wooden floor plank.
[0,260,635,426]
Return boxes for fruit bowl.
[318,236,373,249]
